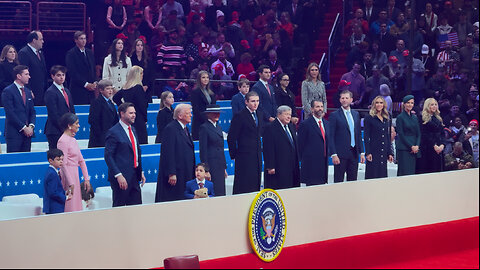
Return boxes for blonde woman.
[191,70,216,140]
[102,38,132,92]
[417,98,445,173]
[113,66,149,144]
[301,62,326,117]
[155,91,174,143]
[364,96,394,179]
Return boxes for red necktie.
[319,120,326,156]
[128,126,138,168]
[20,87,26,105]
[199,182,204,189]
[36,50,41,61]
[266,83,271,96]
[62,88,70,108]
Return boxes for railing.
[0,1,31,32]
[37,2,86,33]
[327,13,343,88]
[319,52,329,87]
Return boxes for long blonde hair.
[196,70,214,96]
[305,62,322,82]
[0,45,19,64]
[369,96,390,120]
[160,91,173,110]
[123,65,144,89]
[422,98,443,124]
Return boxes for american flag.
[438,32,460,49]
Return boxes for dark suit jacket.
[0,60,17,106]
[298,116,329,185]
[328,108,364,160]
[184,179,215,199]
[252,80,277,122]
[231,92,245,116]
[227,108,264,194]
[199,121,226,169]
[1,83,36,141]
[190,87,216,140]
[155,121,196,202]
[105,123,143,184]
[43,167,66,214]
[88,95,119,148]
[18,45,47,105]
[263,119,300,189]
[65,46,96,105]
[44,84,75,136]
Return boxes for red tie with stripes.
[62,88,70,108]
[128,126,138,168]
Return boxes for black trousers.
[111,176,142,207]
[47,134,62,150]
[333,148,359,183]
[6,137,32,153]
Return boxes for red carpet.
[197,217,479,269]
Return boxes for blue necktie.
[346,110,355,147]
[252,112,258,126]
[284,125,293,146]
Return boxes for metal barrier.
[0,1,31,32]
[36,2,86,32]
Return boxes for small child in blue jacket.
[185,163,215,199]
[43,149,71,214]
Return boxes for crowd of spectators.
[339,0,479,166]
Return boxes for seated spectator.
[371,40,388,69]
[236,52,256,81]
[370,9,394,36]
[162,0,185,21]
[277,12,295,40]
[444,117,467,153]
[340,62,366,108]
[464,120,479,165]
[437,40,460,77]
[162,74,189,101]
[344,9,369,38]
[346,41,369,70]
[347,25,369,51]
[422,2,438,31]
[162,10,185,31]
[465,88,479,122]
[156,29,187,77]
[360,51,374,79]
[389,39,407,68]
[185,163,215,199]
[208,33,235,59]
[390,13,409,38]
[382,56,406,102]
[445,142,475,170]
[210,50,234,80]
[266,50,283,77]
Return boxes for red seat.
[164,255,200,269]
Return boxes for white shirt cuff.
[115,173,123,178]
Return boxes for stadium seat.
[141,183,157,204]
[0,202,42,220]
[2,194,43,206]
[164,255,200,269]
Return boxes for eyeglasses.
[281,79,290,81]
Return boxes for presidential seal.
[248,189,287,262]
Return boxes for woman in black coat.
[364,96,394,179]
[417,98,446,173]
[113,66,150,144]
[155,91,174,143]
[0,45,19,106]
[191,70,216,140]
[130,38,154,100]
[275,73,299,125]
[199,105,227,196]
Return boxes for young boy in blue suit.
[43,149,72,214]
[185,163,215,199]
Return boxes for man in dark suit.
[252,65,277,123]
[88,80,119,148]
[328,90,365,183]
[65,31,97,105]
[105,102,146,207]
[263,105,300,190]
[199,105,227,196]
[298,100,329,186]
[155,104,196,202]
[363,0,380,24]
[18,31,48,106]
[1,65,36,153]
[227,91,264,194]
[44,65,76,149]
